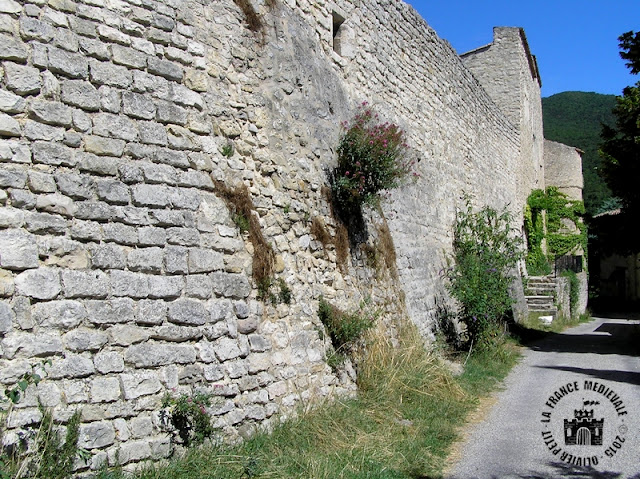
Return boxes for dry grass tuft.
[377,220,398,278]
[232,0,263,32]
[214,180,274,286]
[310,216,331,248]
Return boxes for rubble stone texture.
[0,0,582,473]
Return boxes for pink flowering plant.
[160,391,215,447]
[332,103,417,208]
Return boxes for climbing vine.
[524,188,587,274]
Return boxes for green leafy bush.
[317,297,375,367]
[444,198,523,347]
[331,103,417,209]
[561,269,580,318]
[161,392,215,447]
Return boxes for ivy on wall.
[524,187,587,275]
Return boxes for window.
[332,12,345,55]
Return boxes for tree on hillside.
[599,30,640,253]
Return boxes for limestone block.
[27,173,55,195]
[110,271,149,298]
[187,248,223,273]
[127,247,163,273]
[19,17,54,42]
[147,56,182,82]
[119,371,162,400]
[84,136,125,157]
[14,267,61,300]
[90,244,127,270]
[32,141,74,167]
[93,115,135,143]
[125,342,196,368]
[170,217,204,243]
[61,80,100,111]
[0,207,25,228]
[138,227,166,247]
[214,337,241,362]
[114,439,152,464]
[0,269,14,297]
[167,298,207,325]
[78,421,115,449]
[95,179,130,205]
[111,44,147,69]
[185,274,212,299]
[70,219,102,242]
[108,324,150,346]
[24,121,64,142]
[94,351,124,374]
[210,272,251,299]
[148,275,183,299]
[75,201,115,222]
[63,328,109,352]
[28,100,73,127]
[86,298,135,325]
[131,184,171,208]
[154,147,189,168]
[0,89,26,114]
[4,63,41,95]
[10,190,36,210]
[156,100,188,125]
[98,85,121,113]
[35,194,77,217]
[37,381,61,407]
[122,91,156,120]
[136,299,166,325]
[140,162,177,185]
[89,60,132,88]
[1,332,63,359]
[32,299,86,329]
[91,376,121,403]
[61,270,109,298]
[151,324,202,342]
[164,245,188,274]
[248,334,271,352]
[48,46,89,79]
[0,139,31,163]
[0,300,14,333]
[0,34,27,62]
[0,112,20,136]
[25,212,67,235]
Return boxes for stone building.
[0,0,585,472]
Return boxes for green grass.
[90,324,522,479]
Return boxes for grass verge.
[98,321,521,479]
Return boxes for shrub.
[317,297,376,368]
[161,392,215,447]
[561,269,580,318]
[444,198,523,348]
[331,103,416,210]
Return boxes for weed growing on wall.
[160,392,215,447]
[214,181,275,292]
[561,269,580,318]
[0,362,83,479]
[444,198,523,348]
[317,297,376,368]
[331,103,416,210]
[328,103,418,248]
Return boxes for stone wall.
[544,139,584,201]
[461,27,545,209]
[0,0,578,473]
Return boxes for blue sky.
[404,0,640,98]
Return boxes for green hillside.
[542,91,617,216]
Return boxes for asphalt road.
[446,315,640,479]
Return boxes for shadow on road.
[534,364,640,387]
[448,461,640,478]
[510,319,640,357]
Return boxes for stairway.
[525,275,557,317]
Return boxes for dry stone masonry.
[0,0,583,473]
